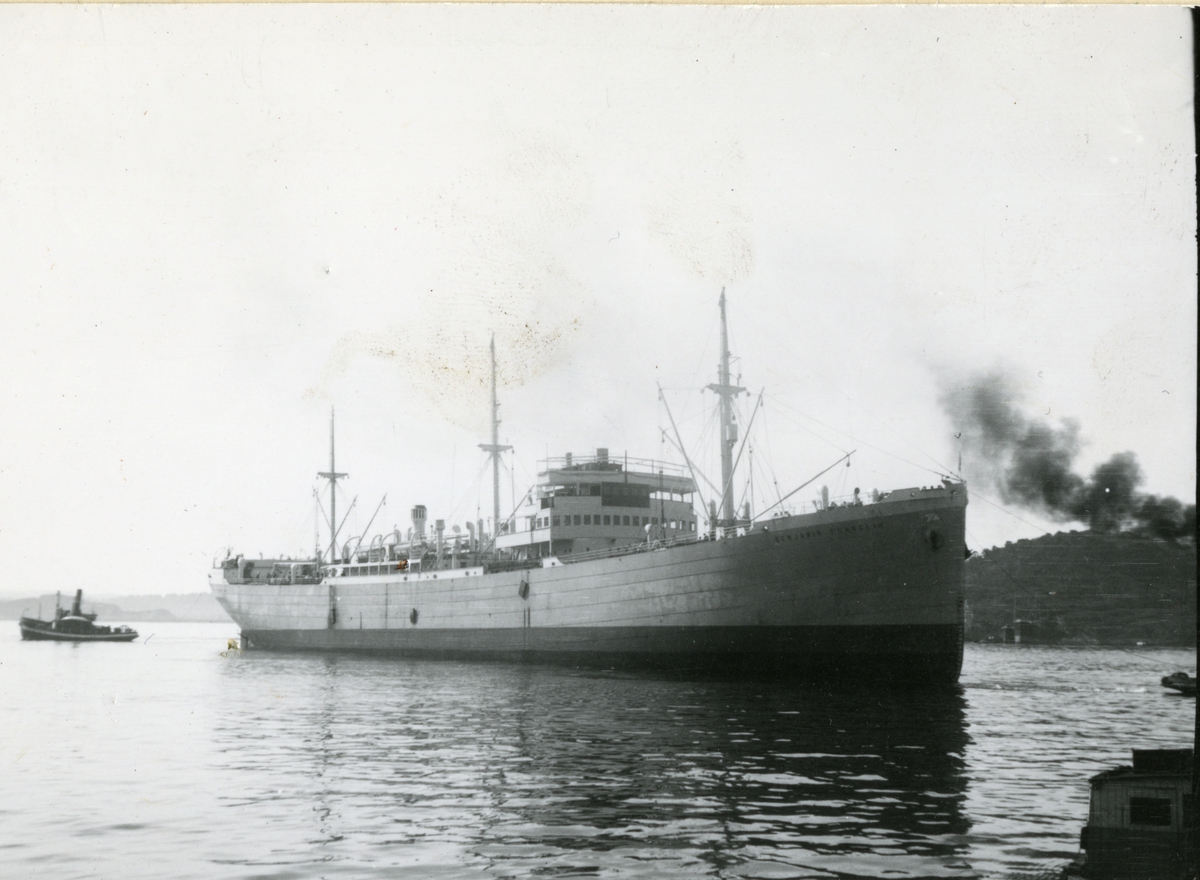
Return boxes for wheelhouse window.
[601,482,651,508]
[1130,797,1172,826]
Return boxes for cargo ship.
[211,294,968,681]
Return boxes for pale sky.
[0,5,1194,597]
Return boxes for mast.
[708,289,745,526]
[478,335,511,542]
[317,408,348,563]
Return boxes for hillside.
[964,531,1196,645]
[1,592,231,623]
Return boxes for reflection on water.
[2,627,1193,880]
[215,657,972,878]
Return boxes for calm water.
[1,623,1193,880]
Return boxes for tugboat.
[19,589,139,642]
[1075,749,1196,880]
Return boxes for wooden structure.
[1080,749,1195,880]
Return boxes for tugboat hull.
[19,616,138,642]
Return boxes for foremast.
[317,408,348,563]
[478,335,511,544]
[707,289,745,528]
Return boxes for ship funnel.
[565,452,572,466]
[466,521,476,552]
[411,505,427,542]
[821,486,829,511]
[596,448,608,464]
[71,589,83,616]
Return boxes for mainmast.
[707,289,745,527]
[478,335,511,543]
[317,408,348,563]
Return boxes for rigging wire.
[753,451,855,522]
[760,393,852,454]
[287,497,314,551]
[757,402,786,508]
[659,387,716,515]
[495,453,540,534]
[763,392,947,478]
[718,391,764,517]
[440,456,491,528]
[690,399,719,466]
[687,311,718,399]
[754,322,955,475]
[969,487,1056,535]
[660,385,722,502]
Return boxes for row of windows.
[333,563,404,577]
[331,566,480,580]
[532,514,697,531]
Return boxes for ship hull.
[213,485,967,683]
[237,623,961,680]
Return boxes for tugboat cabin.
[496,449,698,559]
[1080,749,1195,880]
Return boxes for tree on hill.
[964,531,1196,645]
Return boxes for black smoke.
[942,372,1195,542]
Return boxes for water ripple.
[0,626,1192,879]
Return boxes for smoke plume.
[942,372,1194,542]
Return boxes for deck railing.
[538,454,688,478]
